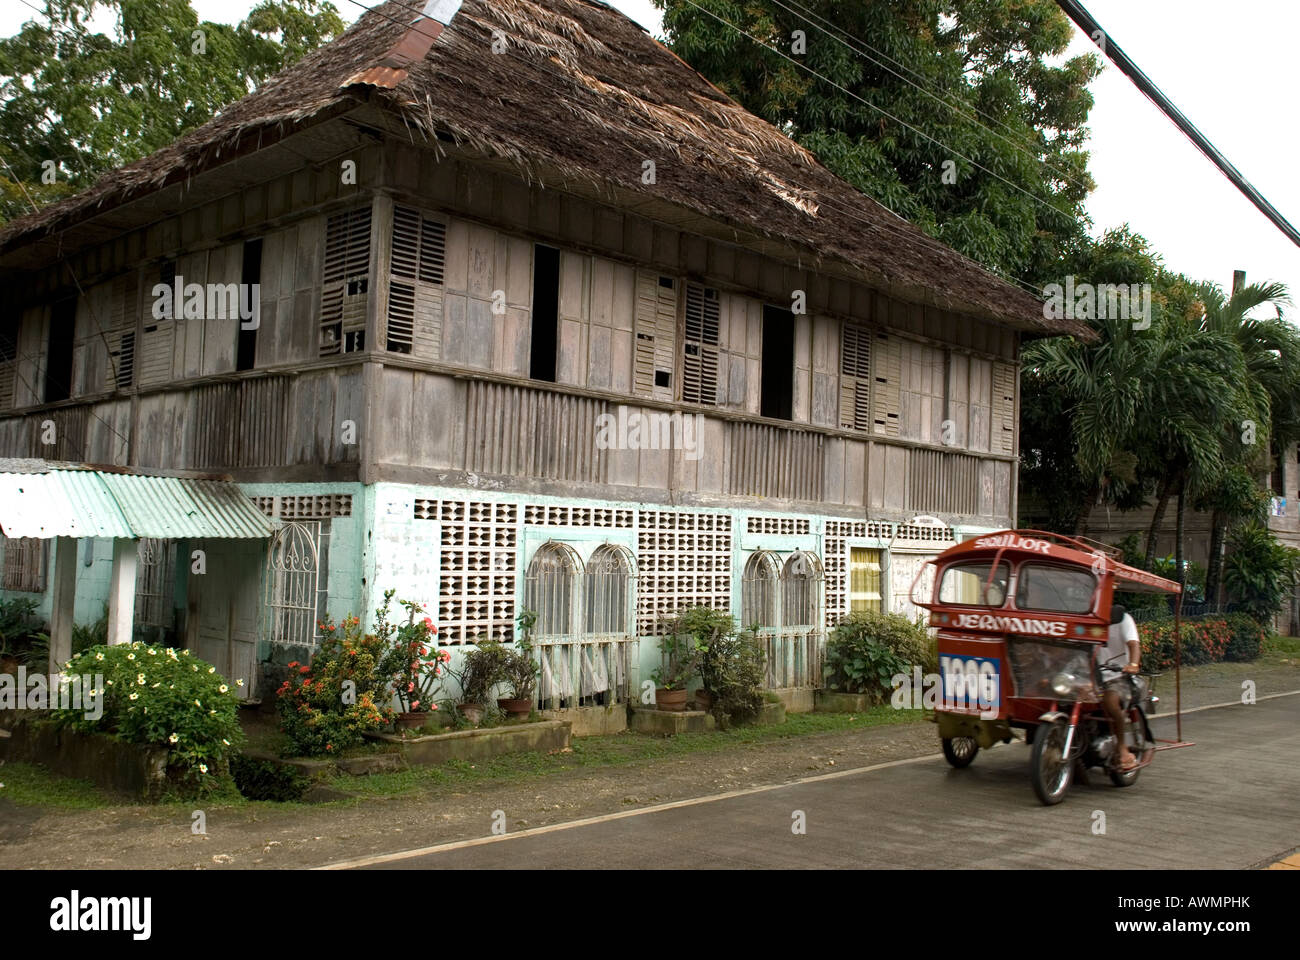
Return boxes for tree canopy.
[654,0,1100,284]
[0,0,344,223]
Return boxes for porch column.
[47,536,78,674]
[106,538,139,645]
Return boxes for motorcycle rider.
[1100,603,1142,769]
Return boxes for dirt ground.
[1,657,1296,870]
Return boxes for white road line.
[315,753,941,869]
[316,690,1300,870]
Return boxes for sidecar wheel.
[1030,720,1073,805]
[942,737,979,768]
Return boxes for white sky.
[2,0,1296,300]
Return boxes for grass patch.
[316,705,923,801]
[0,761,118,809]
[1266,635,1300,658]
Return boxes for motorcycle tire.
[1030,719,1073,805]
[942,737,979,768]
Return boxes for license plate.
[939,654,1001,713]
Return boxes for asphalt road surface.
[338,695,1298,870]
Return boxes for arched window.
[525,541,581,637]
[584,544,635,635]
[742,550,781,629]
[781,550,823,627]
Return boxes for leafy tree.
[654,0,1100,283]
[0,0,344,223]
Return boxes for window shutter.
[634,272,677,398]
[0,315,16,410]
[320,205,372,356]
[992,360,1017,454]
[139,263,174,387]
[870,333,901,436]
[682,283,720,405]
[387,204,445,359]
[839,323,872,430]
[104,273,136,391]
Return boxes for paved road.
[338,696,1299,870]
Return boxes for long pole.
[1174,589,1183,743]
[1054,0,1300,249]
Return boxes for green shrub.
[276,615,392,757]
[824,611,930,701]
[704,629,766,729]
[0,597,44,661]
[1223,523,1300,623]
[51,642,245,796]
[230,755,309,802]
[1138,617,1236,670]
[1223,613,1268,662]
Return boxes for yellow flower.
[199,764,208,774]
[219,684,229,694]
[194,699,202,708]
[127,653,135,660]
[129,692,138,700]
[168,733,179,743]
[208,666,215,674]
[236,679,245,687]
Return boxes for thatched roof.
[0,0,1085,337]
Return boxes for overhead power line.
[1055,0,1300,250]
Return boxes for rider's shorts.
[1100,673,1133,709]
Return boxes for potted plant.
[454,641,508,726]
[651,623,705,711]
[498,610,540,719]
[375,592,450,732]
[678,607,735,711]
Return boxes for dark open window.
[237,238,262,371]
[530,244,559,382]
[760,305,794,420]
[44,296,76,402]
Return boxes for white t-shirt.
[1101,613,1138,677]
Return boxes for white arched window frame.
[741,550,781,630]
[781,550,824,628]
[583,543,636,637]
[524,540,582,638]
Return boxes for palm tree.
[1194,281,1300,603]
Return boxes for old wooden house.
[0,0,1083,723]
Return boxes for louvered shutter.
[320,205,372,356]
[387,204,445,359]
[682,283,720,405]
[839,323,872,430]
[992,360,1017,454]
[634,272,677,399]
[870,333,901,437]
[104,273,136,391]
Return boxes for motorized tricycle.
[910,529,1187,805]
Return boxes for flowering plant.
[276,614,392,756]
[52,642,245,795]
[374,591,450,713]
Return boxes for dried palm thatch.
[0,0,1083,336]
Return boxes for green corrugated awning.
[0,467,274,540]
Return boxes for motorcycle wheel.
[942,737,979,768]
[1030,720,1073,805]
[1108,707,1147,788]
